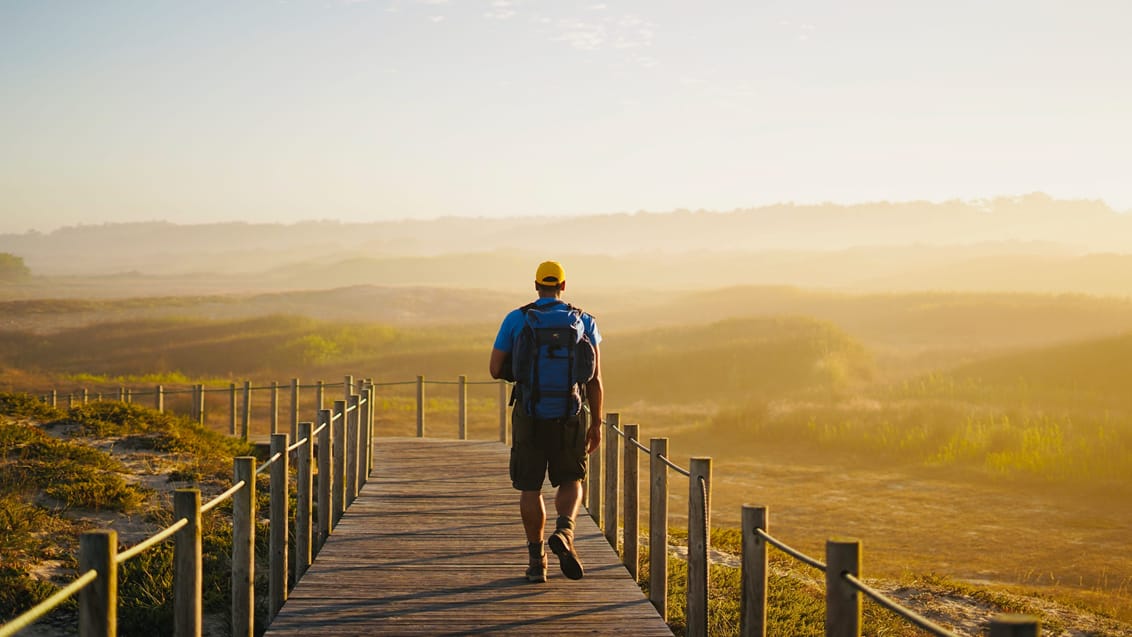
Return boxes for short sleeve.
[492,309,524,352]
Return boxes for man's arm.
[584,344,603,454]
[489,348,508,379]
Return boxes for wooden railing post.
[241,381,251,441]
[332,400,346,526]
[290,378,300,441]
[316,380,325,411]
[346,394,360,504]
[416,375,425,437]
[196,384,204,425]
[232,457,255,637]
[155,384,164,413]
[688,457,712,637]
[344,375,353,403]
[270,381,280,435]
[366,380,376,476]
[125,388,132,404]
[82,388,89,405]
[296,421,313,580]
[229,383,237,436]
[317,409,332,546]
[174,489,202,637]
[270,433,289,620]
[623,423,639,579]
[189,385,198,421]
[825,539,861,637]
[360,383,372,484]
[50,389,57,408]
[588,410,602,526]
[118,386,125,402]
[79,530,117,637]
[741,505,768,637]
[603,413,620,550]
[649,437,669,618]
[990,615,1041,636]
[458,375,467,440]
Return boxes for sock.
[555,516,575,534]
[528,541,545,558]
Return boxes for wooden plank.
[265,437,673,636]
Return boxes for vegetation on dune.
[0,394,258,633]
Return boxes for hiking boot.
[547,528,584,580]
[526,543,547,583]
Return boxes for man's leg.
[519,490,546,543]
[555,479,582,520]
[520,490,548,582]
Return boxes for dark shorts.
[509,404,588,491]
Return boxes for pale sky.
[1,0,1130,234]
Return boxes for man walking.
[489,260,604,583]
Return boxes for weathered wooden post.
[316,409,332,546]
[990,615,1041,636]
[741,505,768,637]
[270,381,279,435]
[126,388,133,404]
[229,383,237,436]
[498,379,508,444]
[649,437,669,618]
[79,530,117,637]
[688,457,712,637]
[416,375,425,437]
[359,384,372,485]
[290,378,300,441]
[270,433,289,619]
[623,423,639,579]
[50,389,57,408]
[344,375,353,403]
[458,375,467,440]
[82,388,89,405]
[316,380,325,411]
[603,413,620,549]
[232,457,255,637]
[365,379,375,476]
[346,394,359,504]
[241,381,251,441]
[190,385,198,421]
[155,384,164,413]
[825,539,861,637]
[195,384,204,425]
[118,386,125,402]
[588,411,602,526]
[296,421,313,579]
[332,400,346,526]
[174,489,202,637]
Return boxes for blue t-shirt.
[492,298,602,353]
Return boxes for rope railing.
[0,569,99,637]
[116,518,189,563]
[755,528,827,572]
[592,411,1040,637]
[201,480,247,514]
[256,451,283,475]
[8,372,390,637]
[843,573,960,637]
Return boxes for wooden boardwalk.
[265,437,673,636]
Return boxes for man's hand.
[585,423,602,455]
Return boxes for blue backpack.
[511,300,596,419]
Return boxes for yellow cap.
[534,261,566,286]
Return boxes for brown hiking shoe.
[547,528,584,580]
[526,551,548,583]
